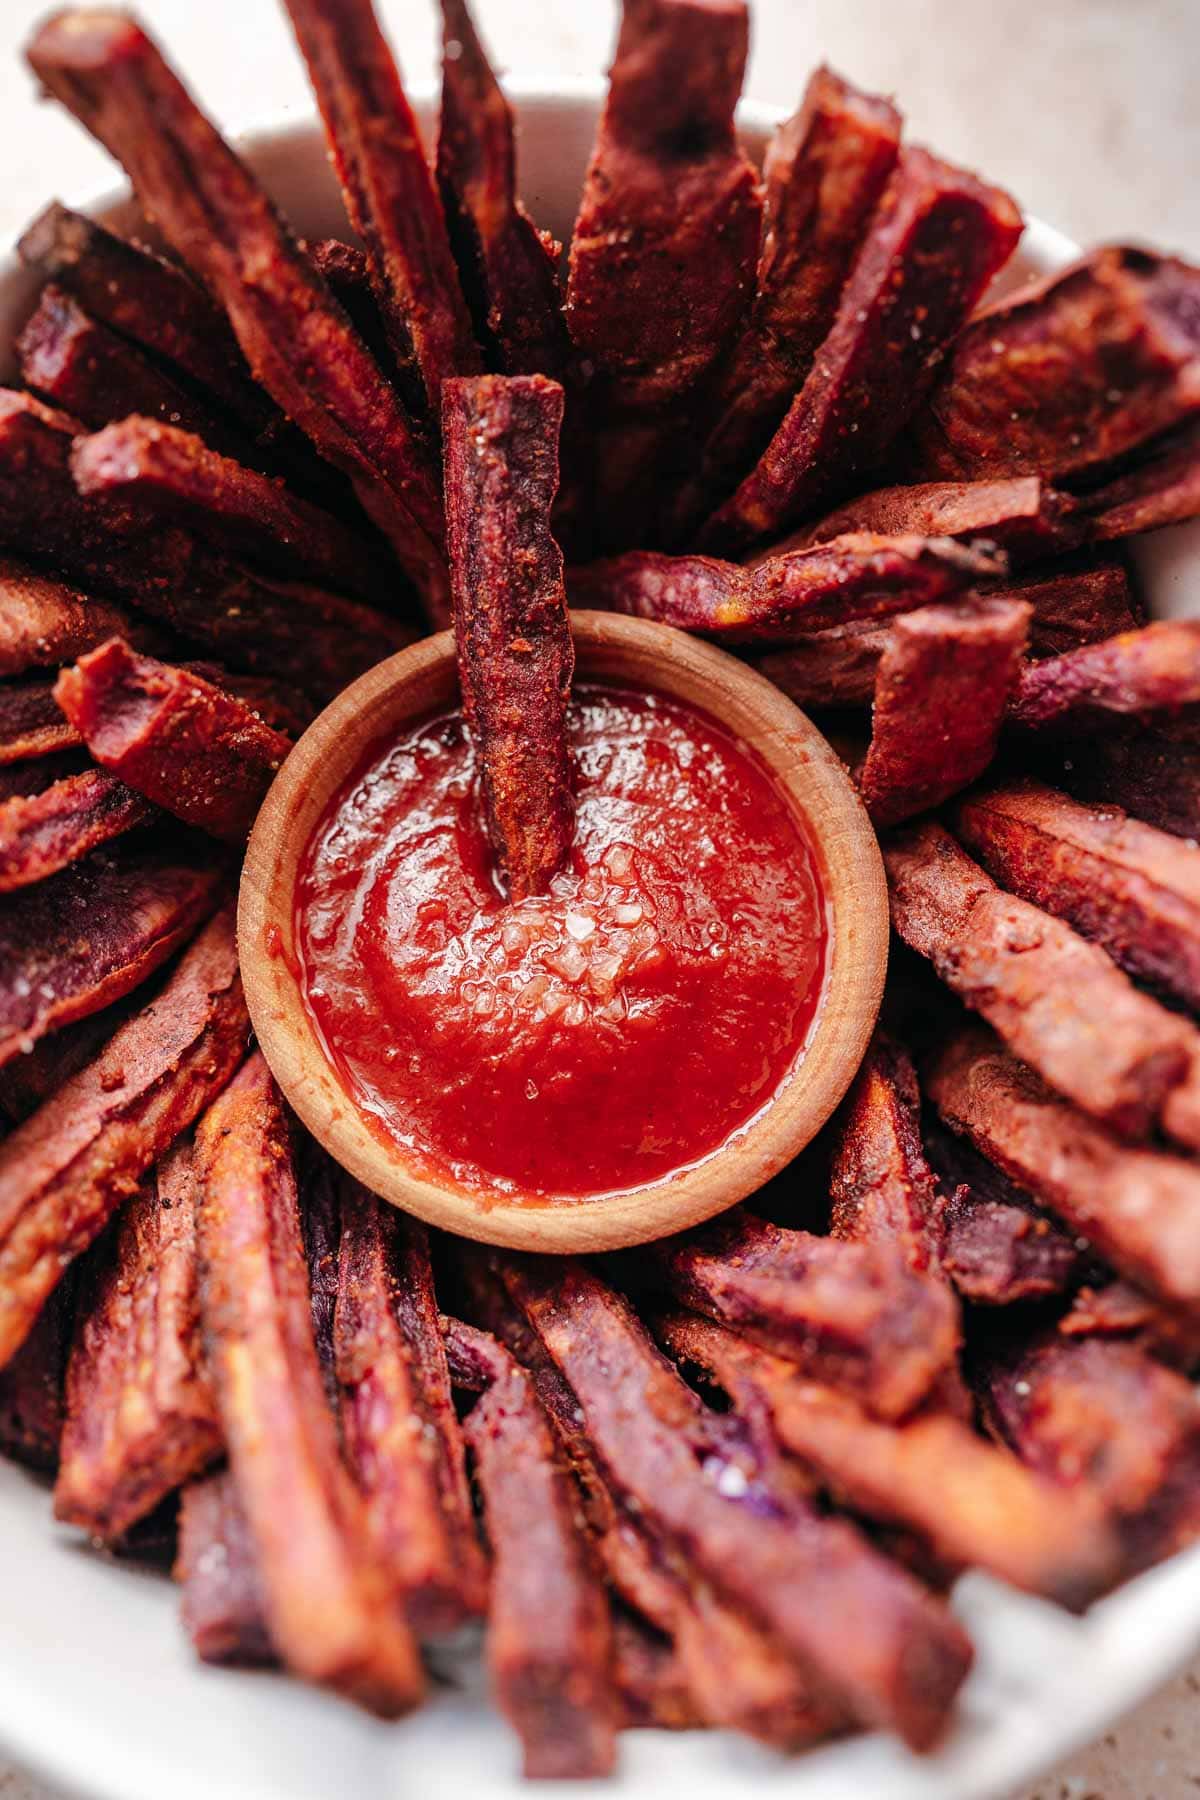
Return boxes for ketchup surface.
[297,684,829,1201]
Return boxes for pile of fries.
[1,0,1199,1779]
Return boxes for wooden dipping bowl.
[240,610,888,1253]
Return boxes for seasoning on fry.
[910,247,1200,482]
[443,373,575,898]
[56,640,292,845]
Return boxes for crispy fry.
[858,596,1029,827]
[283,0,479,413]
[195,1054,424,1714]
[0,767,154,894]
[1052,730,1200,842]
[924,1121,1093,1306]
[755,619,891,709]
[0,680,80,764]
[0,557,165,680]
[0,390,412,693]
[701,148,1022,556]
[176,1471,276,1666]
[17,201,272,432]
[927,1023,1200,1310]
[436,0,571,384]
[0,992,142,1129]
[910,247,1200,482]
[653,1210,958,1419]
[795,476,1082,564]
[611,1616,701,1731]
[0,848,222,1067]
[56,640,291,845]
[1010,621,1200,737]
[994,558,1142,656]
[304,236,400,378]
[1059,1280,1200,1373]
[0,907,247,1368]
[666,68,901,543]
[978,1333,1200,1574]
[454,1251,835,1749]
[335,1188,487,1636]
[296,1132,342,1416]
[445,1319,617,1778]
[567,0,762,546]
[885,821,1195,1138]
[1081,422,1200,540]
[0,1274,74,1471]
[54,1140,222,1538]
[661,1313,1117,1608]
[27,12,447,610]
[954,778,1200,1010]
[498,1257,972,1751]
[828,1034,942,1274]
[0,752,88,803]
[444,374,575,898]
[754,558,1132,709]
[570,533,1001,646]
[71,418,391,606]
[17,285,250,454]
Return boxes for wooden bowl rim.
[239,610,888,1252]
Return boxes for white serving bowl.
[0,83,1198,1800]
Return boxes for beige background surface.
[0,0,1198,1795]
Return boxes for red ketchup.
[296,684,829,1201]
